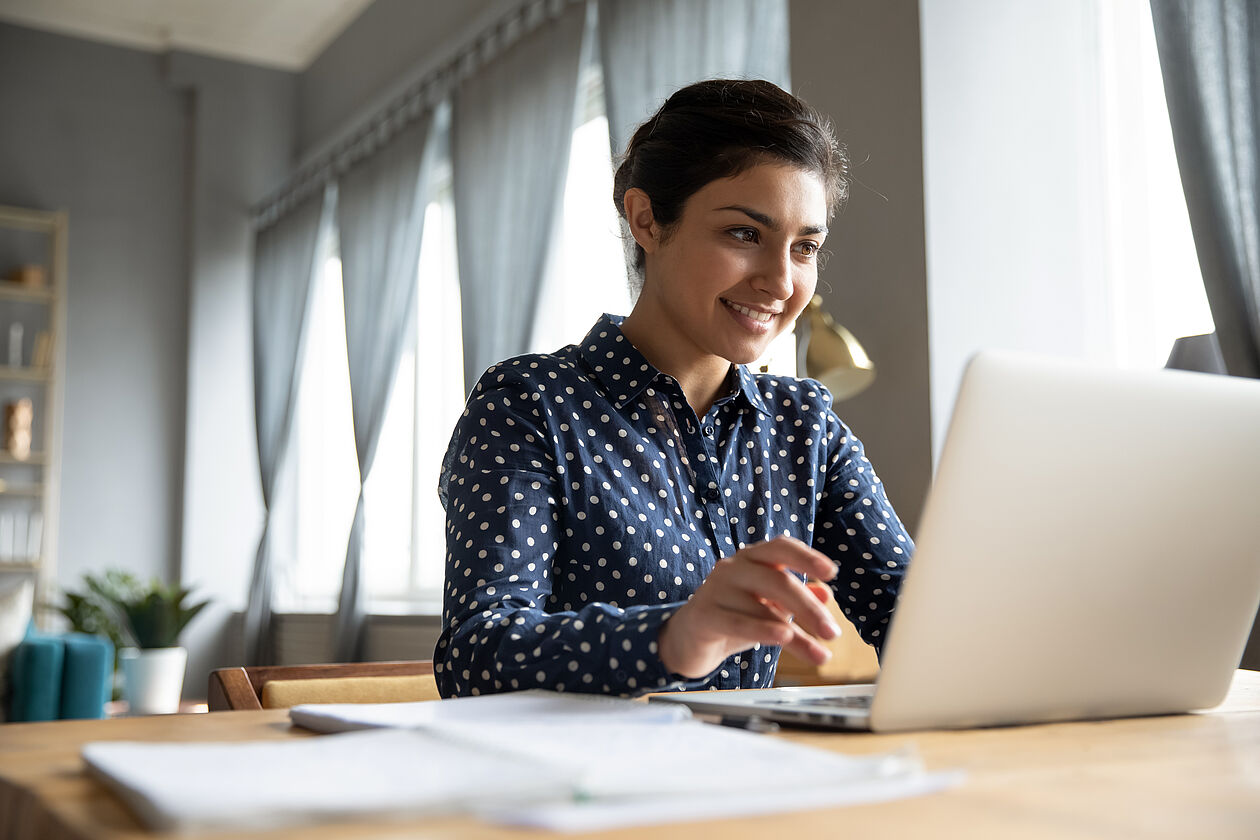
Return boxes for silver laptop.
[651,350,1260,731]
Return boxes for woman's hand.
[656,536,841,679]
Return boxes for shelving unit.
[0,368,52,383]
[0,204,66,625]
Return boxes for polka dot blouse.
[434,315,913,697]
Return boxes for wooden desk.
[2,670,1258,839]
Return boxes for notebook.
[651,350,1260,732]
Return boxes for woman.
[434,79,912,697]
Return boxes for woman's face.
[635,162,829,369]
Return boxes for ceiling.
[0,0,376,70]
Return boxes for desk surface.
[3,670,1258,840]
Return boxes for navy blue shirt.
[434,315,913,697]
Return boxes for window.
[532,64,631,352]
[364,172,465,611]
[282,174,465,614]
[366,67,634,612]
[1099,0,1214,367]
[276,234,359,614]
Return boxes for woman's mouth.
[722,299,778,323]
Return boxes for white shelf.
[0,483,44,497]
[0,204,64,630]
[0,366,51,383]
[0,284,53,304]
[0,451,47,465]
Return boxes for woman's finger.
[805,580,831,603]
[781,622,833,666]
[707,606,795,649]
[740,536,838,581]
[729,560,840,642]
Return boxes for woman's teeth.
[725,301,774,322]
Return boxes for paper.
[289,687,691,733]
[85,690,959,833]
[82,729,573,832]
[436,720,921,801]
[487,770,965,833]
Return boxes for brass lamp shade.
[797,296,875,400]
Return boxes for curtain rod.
[252,0,583,229]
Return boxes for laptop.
[650,350,1260,731]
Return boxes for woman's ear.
[622,188,659,255]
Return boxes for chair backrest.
[208,660,438,711]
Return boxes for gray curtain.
[452,1,586,393]
[332,115,433,662]
[597,0,790,160]
[244,188,329,666]
[1151,0,1260,379]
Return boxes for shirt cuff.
[609,604,720,696]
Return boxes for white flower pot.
[120,647,187,715]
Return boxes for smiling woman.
[433,80,912,697]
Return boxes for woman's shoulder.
[745,370,839,415]
[468,346,590,398]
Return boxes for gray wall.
[297,0,509,160]
[790,0,933,533]
[167,52,296,695]
[0,23,297,696]
[0,24,190,591]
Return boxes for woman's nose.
[752,248,794,299]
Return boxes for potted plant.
[57,573,208,714]
[53,570,144,700]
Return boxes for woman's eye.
[730,227,759,243]
[795,241,819,257]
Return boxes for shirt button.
[703,425,715,437]
[704,488,719,502]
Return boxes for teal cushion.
[9,633,63,722]
[60,633,112,719]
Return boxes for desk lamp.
[796,295,875,400]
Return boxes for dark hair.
[613,79,848,278]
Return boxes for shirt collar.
[733,363,772,416]
[578,314,771,416]
[577,315,658,408]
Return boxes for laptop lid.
[868,351,1260,731]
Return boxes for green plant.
[111,582,210,649]
[55,572,209,650]
[53,570,144,662]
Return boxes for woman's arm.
[813,404,914,655]
[434,374,696,697]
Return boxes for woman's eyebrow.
[715,204,827,237]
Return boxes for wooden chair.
[208,660,439,711]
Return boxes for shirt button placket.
[679,405,723,549]
[696,416,728,535]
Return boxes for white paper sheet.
[289,687,691,733]
[484,771,966,833]
[82,729,572,832]
[433,719,925,801]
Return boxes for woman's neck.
[620,309,732,418]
